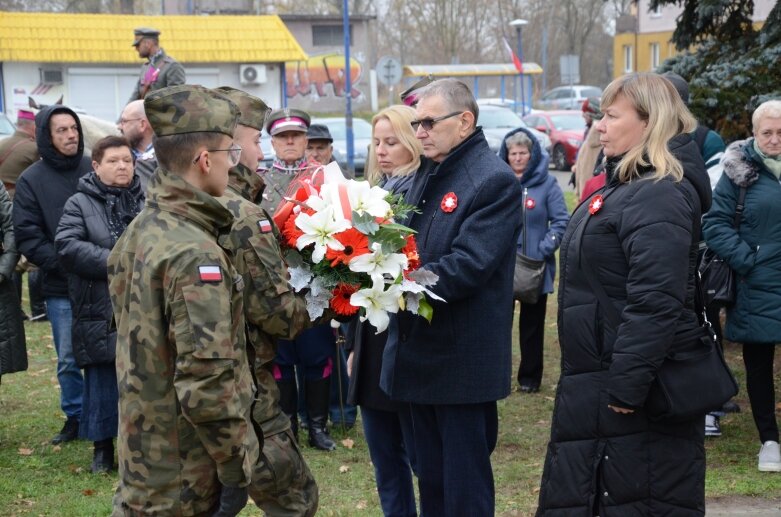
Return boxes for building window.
[650,43,660,69]
[623,45,633,73]
[651,4,662,17]
[312,25,352,46]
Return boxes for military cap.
[132,27,161,47]
[266,108,310,136]
[215,86,270,131]
[307,124,333,142]
[144,85,240,138]
[400,74,434,106]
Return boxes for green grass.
[2,213,780,515]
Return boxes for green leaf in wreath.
[417,298,434,323]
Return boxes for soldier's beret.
[265,108,311,136]
[215,86,270,132]
[144,85,240,138]
[132,27,161,46]
[307,124,333,142]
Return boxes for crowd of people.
[0,23,779,517]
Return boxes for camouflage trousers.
[249,429,319,516]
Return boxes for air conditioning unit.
[40,68,64,85]
[240,64,267,86]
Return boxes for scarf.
[96,178,142,246]
[753,139,781,179]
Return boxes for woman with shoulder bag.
[499,128,569,393]
[536,73,712,516]
[703,100,781,472]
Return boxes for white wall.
[2,61,284,122]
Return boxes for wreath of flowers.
[273,162,442,333]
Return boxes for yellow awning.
[403,63,543,77]
[0,11,307,64]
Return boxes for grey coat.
[0,184,27,378]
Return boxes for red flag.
[503,37,523,73]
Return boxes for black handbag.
[573,188,738,422]
[513,187,545,304]
[698,186,747,306]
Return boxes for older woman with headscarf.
[499,127,569,393]
[703,99,781,473]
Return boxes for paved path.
[706,496,781,516]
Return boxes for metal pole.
[517,26,525,116]
[343,0,355,176]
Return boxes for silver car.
[312,117,373,177]
[478,105,551,154]
[536,85,602,110]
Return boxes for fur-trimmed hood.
[723,138,762,188]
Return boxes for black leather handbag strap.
[733,186,748,228]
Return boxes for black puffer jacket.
[12,105,92,297]
[536,135,712,516]
[55,172,143,367]
[0,184,27,378]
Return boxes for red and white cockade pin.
[588,194,604,215]
[440,192,458,213]
[198,265,223,283]
[525,197,536,210]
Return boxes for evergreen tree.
[653,0,780,141]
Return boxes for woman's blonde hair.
[366,105,422,186]
[601,72,697,183]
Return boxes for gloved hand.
[212,485,248,517]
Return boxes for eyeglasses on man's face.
[411,111,462,132]
[192,144,243,167]
[118,118,142,126]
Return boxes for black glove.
[212,485,248,517]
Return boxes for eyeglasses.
[118,118,142,125]
[192,145,243,167]
[411,111,462,132]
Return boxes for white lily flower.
[295,205,351,263]
[349,242,408,278]
[350,277,402,333]
[346,180,391,218]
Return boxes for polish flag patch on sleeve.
[258,219,273,233]
[198,265,223,283]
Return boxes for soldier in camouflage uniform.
[107,85,258,517]
[215,86,318,516]
[127,28,186,104]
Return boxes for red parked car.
[522,110,586,171]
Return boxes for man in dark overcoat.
[380,78,523,515]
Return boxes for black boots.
[277,379,299,439]
[51,416,79,445]
[306,378,336,451]
[91,438,114,473]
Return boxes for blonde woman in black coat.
[537,73,711,516]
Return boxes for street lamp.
[510,18,528,116]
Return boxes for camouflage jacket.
[108,168,258,516]
[127,48,186,103]
[221,163,310,437]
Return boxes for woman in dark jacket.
[536,73,711,516]
[0,183,26,381]
[499,127,569,393]
[55,136,143,473]
[702,100,781,472]
[345,105,422,517]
